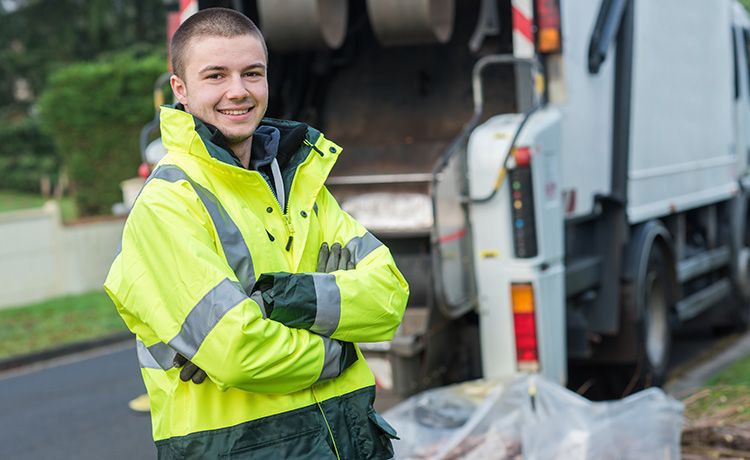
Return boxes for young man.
[105,8,408,459]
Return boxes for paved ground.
[0,343,154,460]
[0,342,400,460]
[1,327,746,459]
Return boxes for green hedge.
[0,118,59,193]
[38,47,165,216]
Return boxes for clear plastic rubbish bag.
[383,375,683,459]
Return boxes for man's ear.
[170,74,188,106]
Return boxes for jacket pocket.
[359,406,398,460]
[221,427,336,460]
[368,408,399,440]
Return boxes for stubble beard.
[224,132,252,145]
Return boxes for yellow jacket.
[105,106,408,458]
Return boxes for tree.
[38,48,165,215]
[0,0,165,110]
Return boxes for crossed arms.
[104,180,408,394]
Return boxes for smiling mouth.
[218,108,252,116]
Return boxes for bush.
[0,117,59,193]
[38,46,166,216]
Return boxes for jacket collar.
[159,104,312,172]
[158,104,341,219]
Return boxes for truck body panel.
[733,3,750,176]
[469,108,565,383]
[558,0,616,219]
[628,0,738,223]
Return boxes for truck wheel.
[732,247,750,329]
[631,244,673,390]
[730,196,750,329]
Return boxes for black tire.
[629,244,673,392]
[573,243,674,400]
[730,198,750,330]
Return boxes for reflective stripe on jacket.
[104,106,408,458]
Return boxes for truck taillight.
[509,147,538,258]
[512,283,540,371]
[535,0,561,54]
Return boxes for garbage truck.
[155,0,750,398]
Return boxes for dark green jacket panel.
[322,387,397,460]
[155,386,396,460]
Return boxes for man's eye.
[207,74,223,80]
[244,71,262,78]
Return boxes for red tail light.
[511,283,540,371]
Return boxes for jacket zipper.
[260,175,283,214]
[263,138,318,252]
[311,386,341,460]
[259,176,295,251]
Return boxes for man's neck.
[229,137,253,169]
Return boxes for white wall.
[0,202,124,309]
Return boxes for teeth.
[220,109,250,115]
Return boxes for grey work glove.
[316,242,355,273]
[173,353,207,384]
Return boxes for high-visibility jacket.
[104,106,408,459]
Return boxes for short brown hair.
[170,8,267,79]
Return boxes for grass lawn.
[681,352,750,457]
[0,190,78,222]
[683,351,750,425]
[0,291,127,360]
[0,190,46,212]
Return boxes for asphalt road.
[0,325,743,459]
[0,343,155,460]
[0,343,400,460]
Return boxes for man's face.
[171,34,268,147]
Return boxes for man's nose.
[226,74,250,100]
